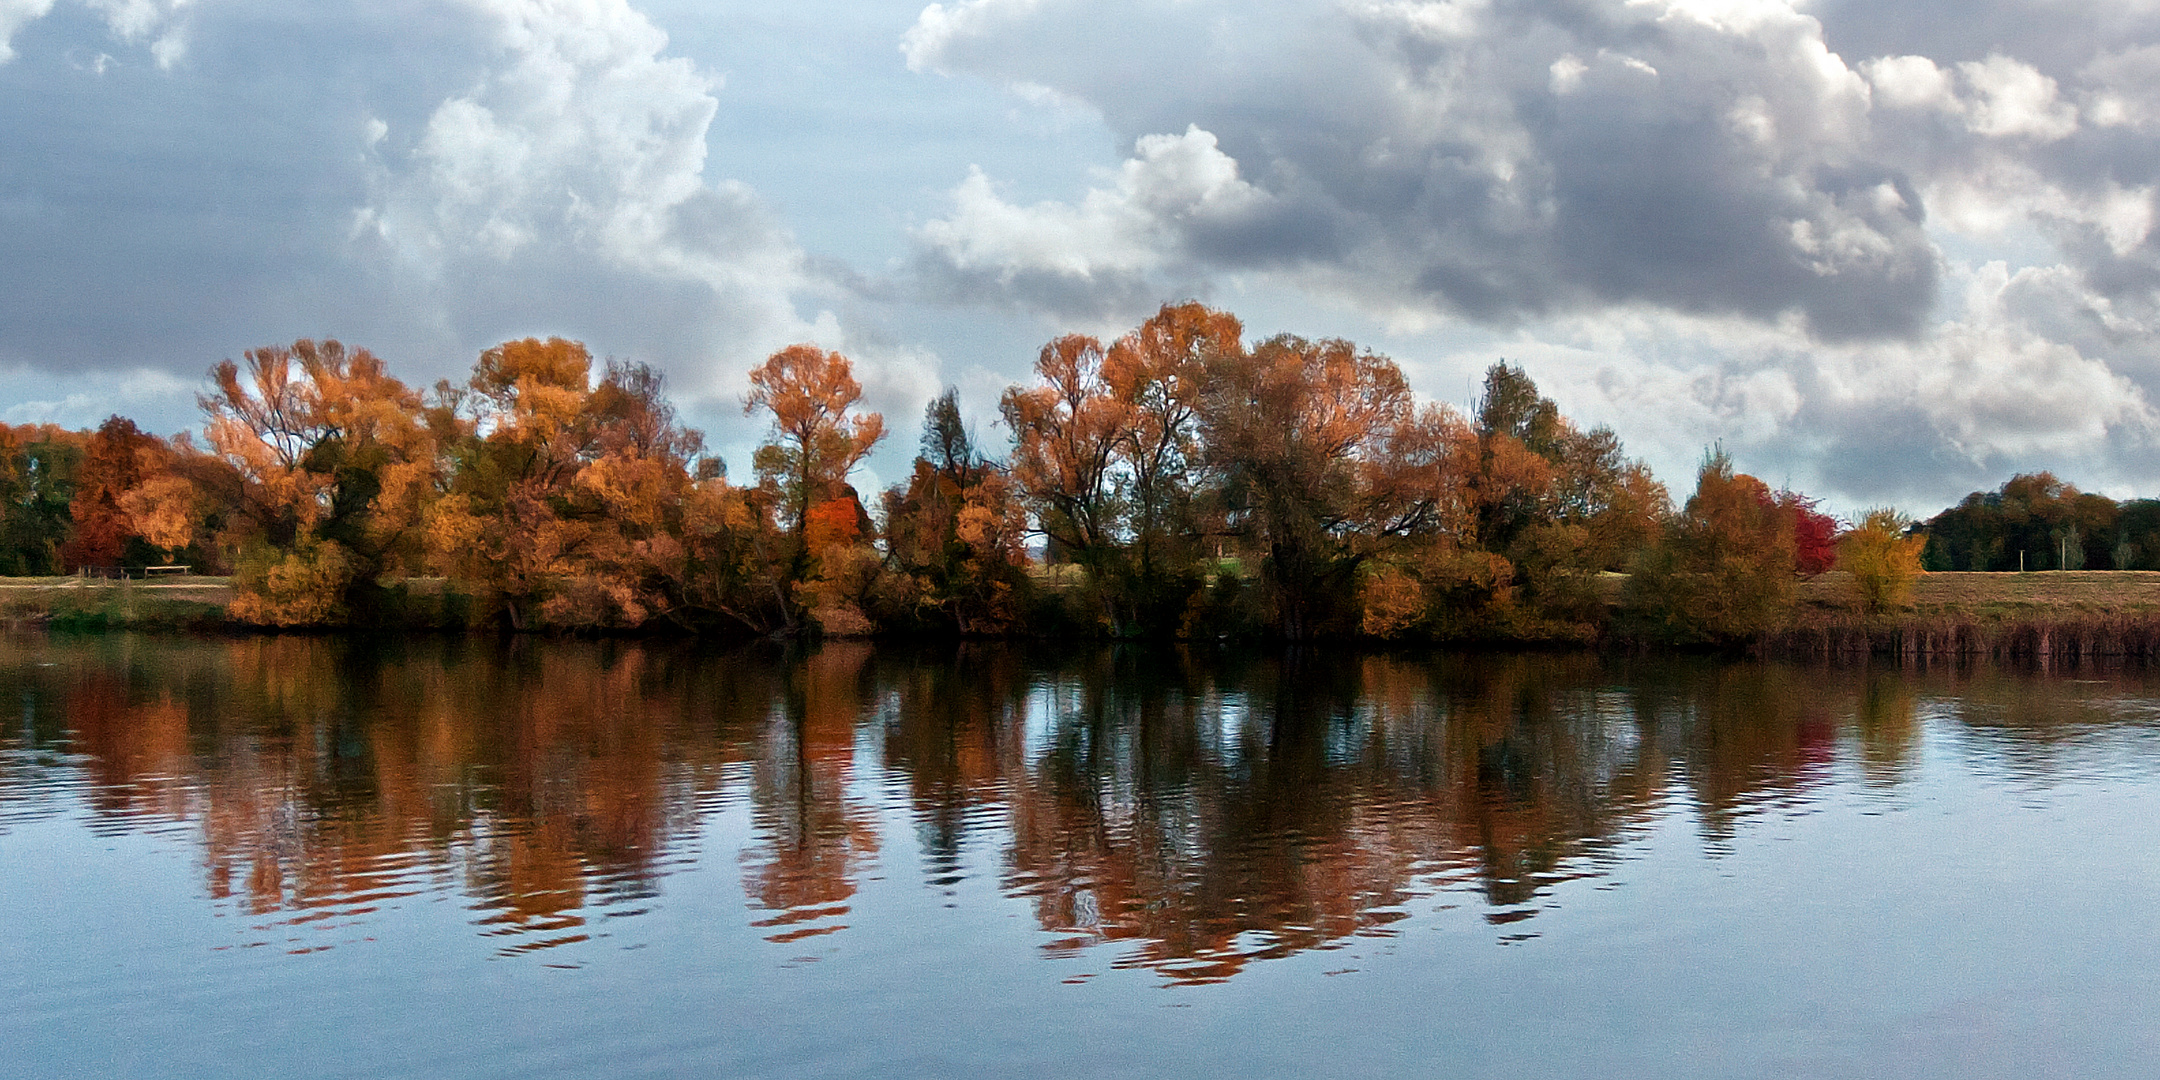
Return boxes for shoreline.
[15,570,2160,659]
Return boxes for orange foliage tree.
[744,345,885,541]
[200,339,446,624]
[425,337,722,630]
[1626,449,1798,642]
[0,304,1888,644]
[1201,334,1469,639]
[1000,333,1124,569]
[1104,302,1239,581]
[880,390,1030,634]
[59,417,176,571]
[742,345,886,634]
[1452,362,1667,636]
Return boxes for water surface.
[5,635,2160,1079]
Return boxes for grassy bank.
[0,576,236,630]
[1773,571,2160,660]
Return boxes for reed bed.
[1764,613,2160,660]
[1771,571,2160,659]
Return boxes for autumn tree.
[1625,449,1797,643]
[1201,335,1462,639]
[58,417,165,571]
[1384,362,1667,639]
[1001,334,1124,567]
[881,390,1030,634]
[1779,491,1839,575]
[427,338,719,630]
[745,345,885,541]
[53,418,210,572]
[199,339,445,624]
[735,344,884,634]
[1837,508,1925,614]
[1104,303,1240,580]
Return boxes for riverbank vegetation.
[0,301,2147,648]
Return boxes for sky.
[2,0,2157,516]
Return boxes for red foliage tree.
[1767,489,1837,575]
[60,416,161,571]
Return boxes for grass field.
[0,575,235,629]
[1798,570,2160,616]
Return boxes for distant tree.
[1920,473,2119,570]
[0,424,83,575]
[2117,500,2160,570]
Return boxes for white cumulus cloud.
[361,0,819,396]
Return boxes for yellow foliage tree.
[1837,508,1925,614]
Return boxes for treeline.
[1,303,1929,642]
[1919,472,2160,572]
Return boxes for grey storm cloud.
[904,0,1945,338]
[0,2,460,373]
[896,0,2160,509]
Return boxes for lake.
[5,634,2160,1079]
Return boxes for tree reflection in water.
[4,635,2151,979]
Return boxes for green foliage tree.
[0,424,82,576]
[1921,472,2118,571]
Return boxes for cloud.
[0,0,55,63]
[1466,256,2157,510]
[907,0,1937,339]
[289,0,919,461]
[0,0,190,66]
[359,0,813,391]
[5,0,2158,513]
[81,0,189,67]
[896,0,2160,509]
[0,363,196,434]
[911,125,1289,320]
[0,0,840,466]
